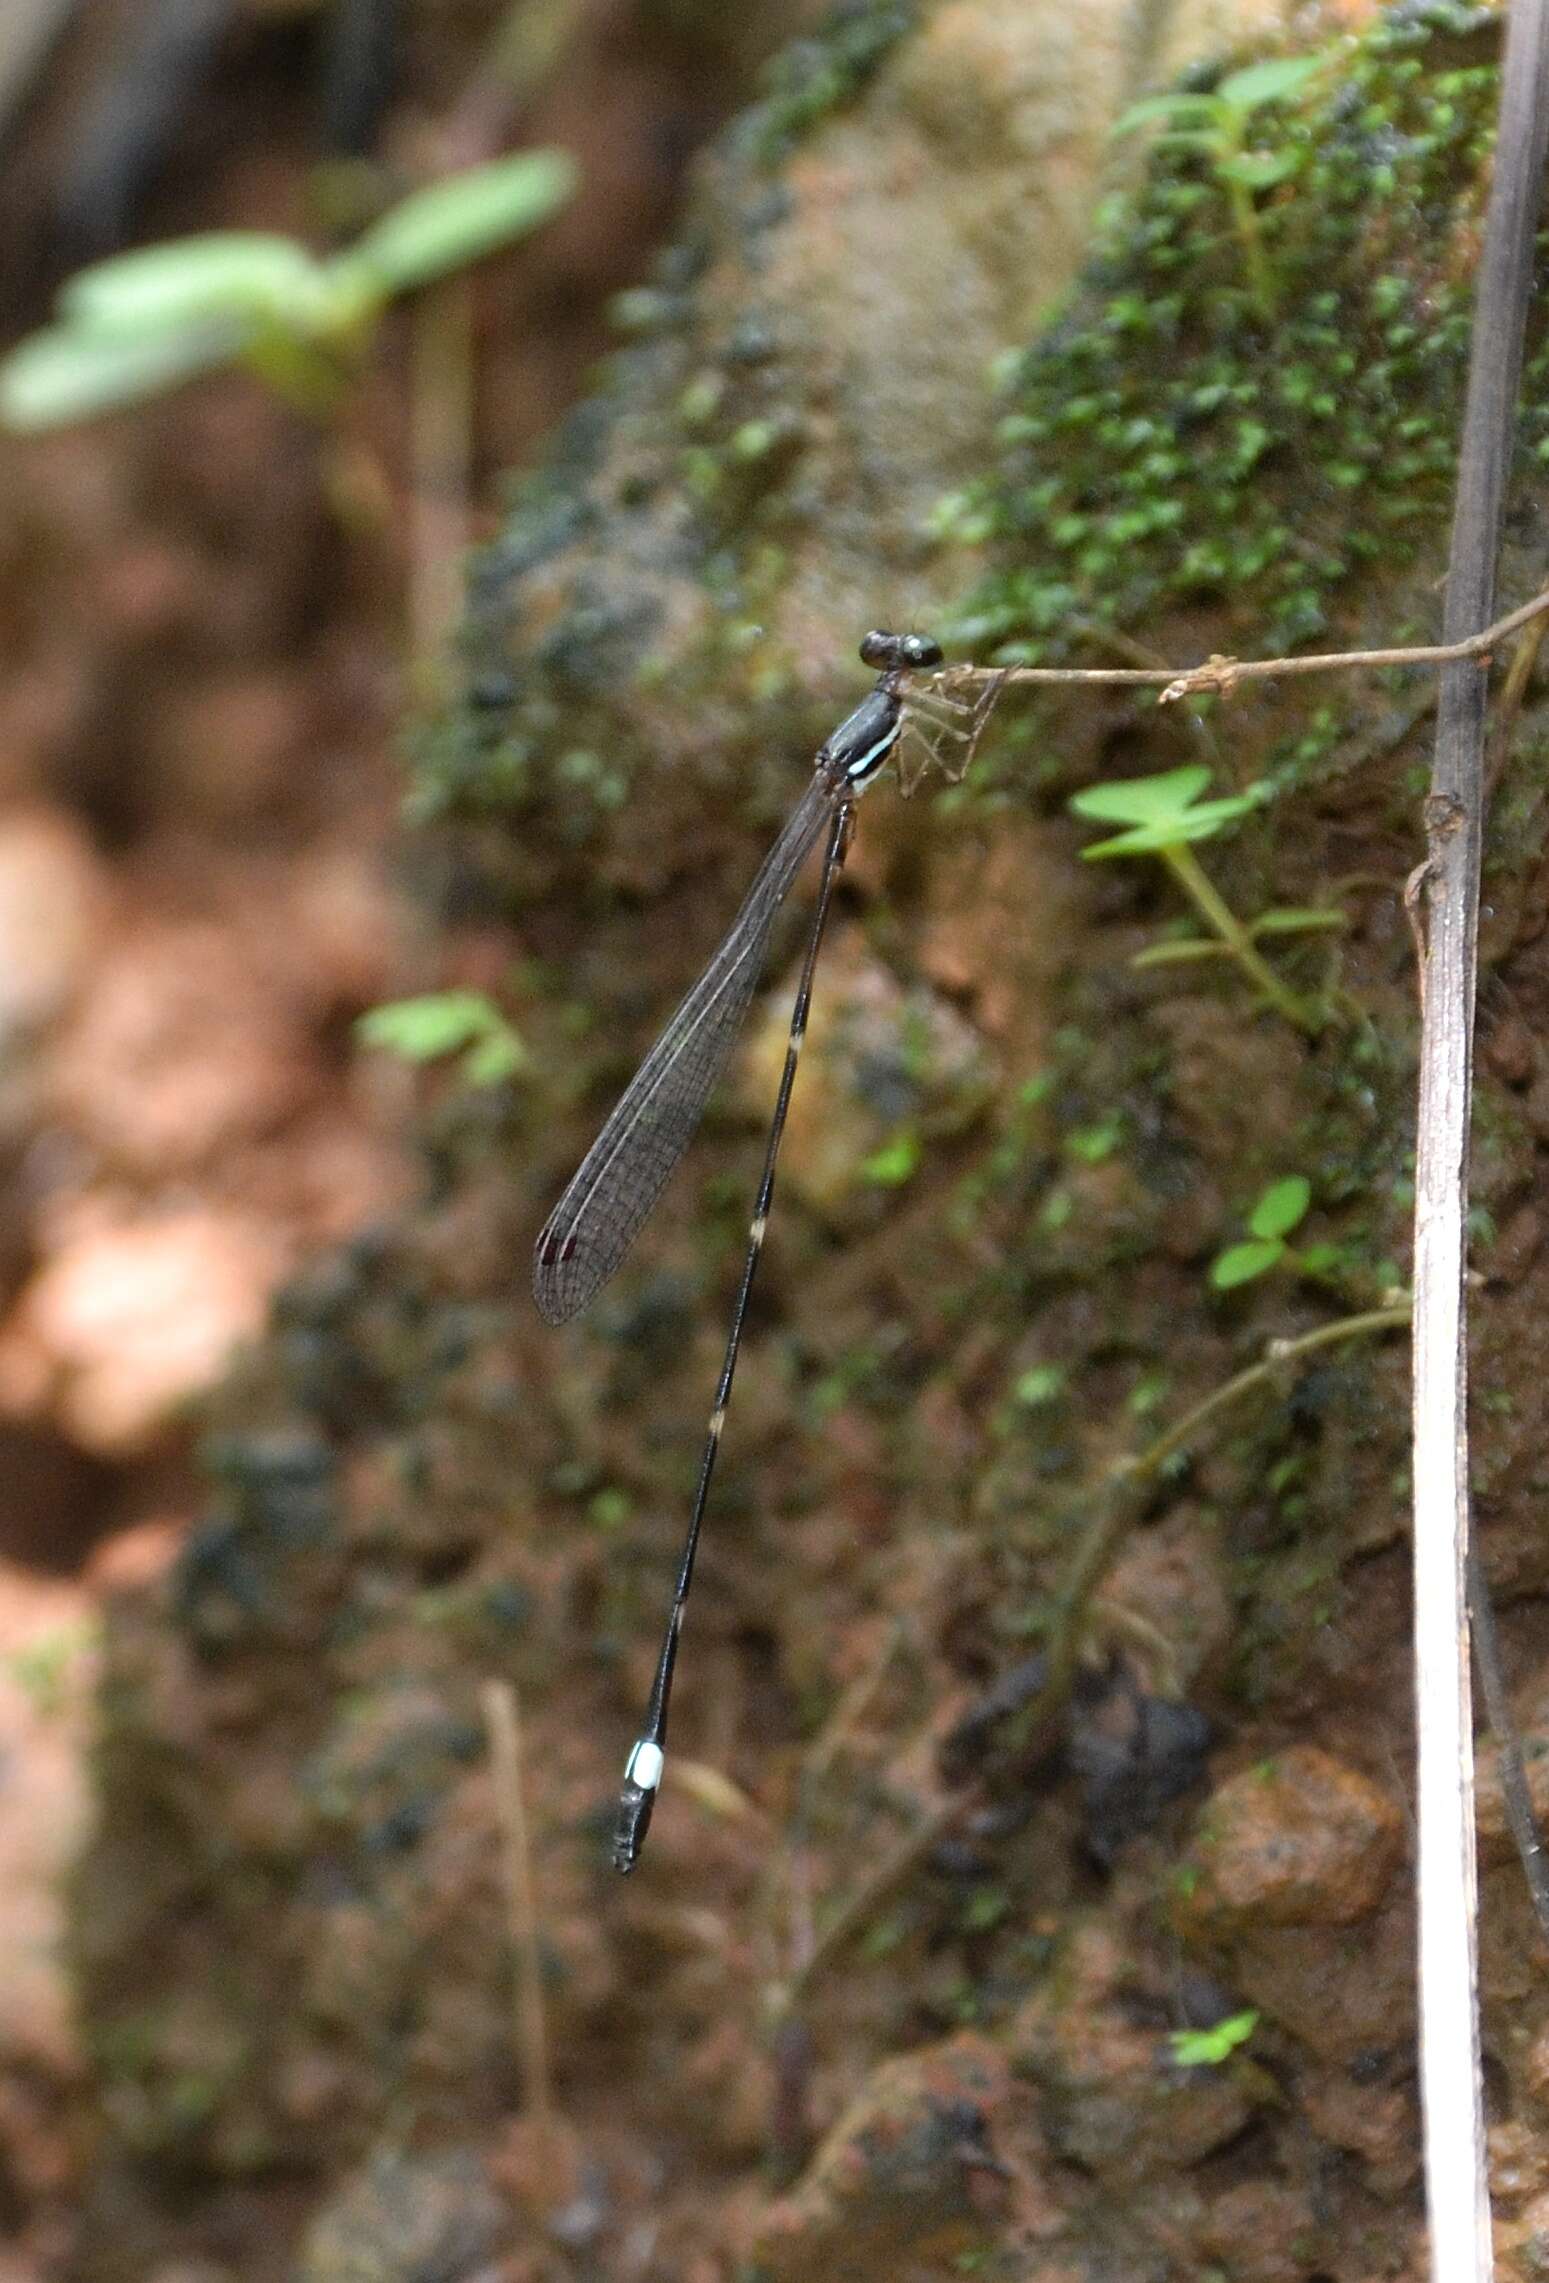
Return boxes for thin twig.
[774,1305,1408,2012]
[1410,7,1549,2278]
[928,579,1549,702]
[480,1678,553,2124]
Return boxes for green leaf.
[1113,92,1221,133]
[462,1029,527,1086]
[1066,1117,1122,1164]
[1013,1365,1066,1407]
[1215,53,1329,114]
[1078,792,1265,858]
[1250,906,1346,935]
[350,150,577,295]
[1217,148,1304,189]
[1169,2008,1259,2068]
[860,1131,921,1187]
[1147,130,1229,152]
[1249,1176,1311,1241]
[588,1488,632,1531]
[0,318,243,430]
[356,990,519,1066]
[1210,1238,1284,1289]
[1070,764,1212,828]
[60,233,328,337]
[1131,938,1231,968]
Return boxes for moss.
[737,0,922,166]
[943,2,1505,776]
[412,0,926,846]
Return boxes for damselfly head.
[859,629,943,672]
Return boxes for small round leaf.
[1210,1238,1284,1290]
[1248,1175,1311,1240]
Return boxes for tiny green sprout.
[860,1131,921,1187]
[961,1884,1012,1932]
[0,149,576,430]
[587,1487,633,1532]
[1014,1364,1066,1407]
[356,990,526,1089]
[1065,1116,1123,1164]
[1069,766,1336,1035]
[1211,1175,1311,1288]
[1115,50,1334,319]
[1168,2007,1260,2069]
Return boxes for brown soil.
[0,4,818,2276]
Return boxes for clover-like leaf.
[1248,1175,1311,1241]
[1072,765,1270,858]
[1077,795,1267,859]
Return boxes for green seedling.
[1013,1364,1066,1407]
[1211,1175,1323,1289]
[1114,52,1333,318]
[1168,2007,1259,2069]
[356,990,526,1088]
[859,1130,922,1187]
[0,150,575,430]
[1069,765,1340,1034]
[1215,1178,1379,1305]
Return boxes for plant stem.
[480,1678,553,2124]
[1226,169,1275,320]
[1163,841,1323,1033]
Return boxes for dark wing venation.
[533,774,837,1325]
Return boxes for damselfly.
[534,630,991,1871]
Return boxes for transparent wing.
[534,775,837,1325]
